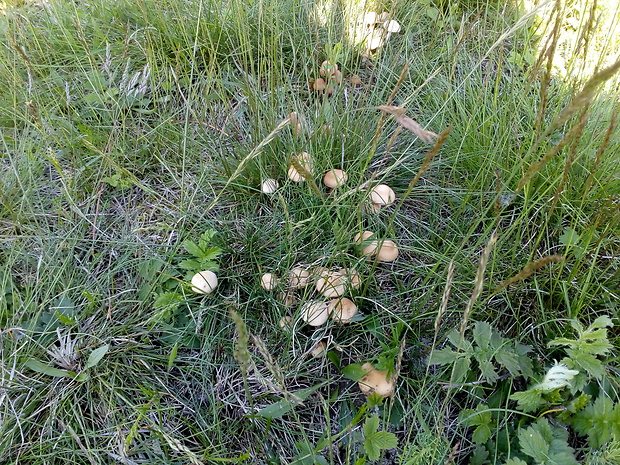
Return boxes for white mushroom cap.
[316,273,346,298]
[370,184,396,206]
[358,362,395,397]
[377,11,390,22]
[260,273,279,291]
[328,297,358,323]
[300,300,330,326]
[323,169,348,189]
[289,267,311,288]
[261,178,279,194]
[190,270,218,294]
[363,11,377,26]
[354,230,378,256]
[383,20,401,33]
[376,240,399,262]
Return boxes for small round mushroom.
[349,75,362,86]
[316,273,346,298]
[376,239,399,262]
[319,60,338,77]
[328,297,358,323]
[300,300,330,326]
[377,11,390,23]
[261,178,279,194]
[370,184,395,206]
[354,230,378,257]
[289,267,311,288]
[287,152,313,182]
[383,20,402,41]
[323,169,348,189]
[279,315,293,330]
[337,268,362,289]
[190,270,218,294]
[310,340,327,357]
[358,362,395,397]
[313,78,327,92]
[260,273,279,291]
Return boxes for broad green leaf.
[198,246,223,261]
[178,259,202,271]
[568,351,605,378]
[182,239,202,257]
[55,311,76,326]
[495,348,521,376]
[254,386,319,419]
[472,322,493,350]
[559,227,580,247]
[518,421,550,462]
[25,359,72,378]
[572,396,620,448]
[510,389,545,413]
[85,344,109,369]
[168,342,178,372]
[479,359,499,384]
[363,415,380,437]
[428,348,458,365]
[452,356,471,384]
[504,458,528,465]
[590,315,613,330]
[472,424,492,444]
[342,363,367,381]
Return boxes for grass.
[1,0,619,463]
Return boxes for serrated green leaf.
[85,344,109,369]
[363,415,380,437]
[472,322,493,350]
[519,420,551,462]
[178,259,202,271]
[472,424,492,444]
[198,246,223,261]
[452,356,471,384]
[504,458,528,465]
[568,350,606,378]
[182,239,202,257]
[510,389,546,413]
[495,348,521,376]
[590,315,613,330]
[55,311,76,326]
[479,359,499,384]
[370,431,398,450]
[572,396,620,448]
[428,348,459,365]
[469,445,489,465]
[559,227,580,247]
[25,359,72,378]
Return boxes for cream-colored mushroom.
[375,239,399,262]
[336,268,362,289]
[260,273,279,291]
[261,178,279,194]
[289,267,311,289]
[190,270,218,294]
[300,300,330,326]
[310,340,327,357]
[383,20,401,41]
[316,273,346,298]
[323,169,348,189]
[354,230,378,257]
[288,152,313,182]
[370,184,395,206]
[328,297,358,323]
[358,362,395,397]
[279,315,293,330]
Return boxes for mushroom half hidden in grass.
[260,273,279,291]
[323,169,348,189]
[328,297,358,323]
[358,362,395,397]
[261,178,279,194]
[191,270,218,294]
[300,300,330,326]
[288,152,313,182]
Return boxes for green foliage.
[571,396,620,448]
[179,230,223,273]
[362,415,398,461]
[429,322,533,384]
[517,418,579,465]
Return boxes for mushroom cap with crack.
[328,297,358,323]
[260,273,279,290]
[190,270,218,294]
[370,184,395,206]
[323,169,348,189]
[300,300,330,326]
[261,178,279,194]
[358,362,395,397]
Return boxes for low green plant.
[431,315,618,464]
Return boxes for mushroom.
[260,273,279,291]
[328,297,358,323]
[323,169,348,189]
[300,300,330,326]
[279,292,296,307]
[370,184,395,206]
[279,315,293,330]
[289,267,311,288]
[337,268,362,289]
[349,75,362,86]
[383,20,401,41]
[289,111,303,136]
[190,270,218,294]
[354,230,378,257]
[261,178,279,194]
[310,340,327,357]
[288,152,313,182]
[375,239,399,262]
[358,362,395,397]
[319,60,338,77]
[313,78,327,92]
[377,11,390,23]
[316,273,346,298]
[362,11,378,27]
